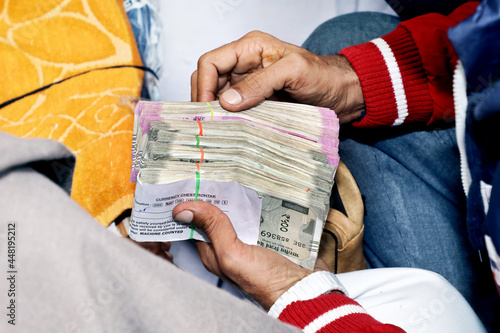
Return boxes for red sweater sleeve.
[339,2,479,128]
[278,293,405,333]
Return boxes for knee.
[408,269,462,303]
[391,268,485,332]
[302,12,400,55]
[402,269,476,323]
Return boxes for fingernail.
[221,88,242,105]
[174,210,194,223]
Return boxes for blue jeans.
[303,12,499,330]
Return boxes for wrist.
[322,55,365,124]
[256,266,312,311]
[338,55,365,119]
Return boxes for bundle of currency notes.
[130,100,340,270]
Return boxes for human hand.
[173,200,328,310]
[191,31,365,124]
[133,240,173,262]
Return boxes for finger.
[219,59,293,111]
[194,241,225,277]
[196,46,239,102]
[190,70,198,101]
[135,241,173,262]
[191,70,230,102]
[229,72,248,87]
[196,34,270,103]
[173,201,240,254]
[161,242,171,252]
[195,241,239,290]
[218,74,231,92]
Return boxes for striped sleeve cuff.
[278,293,395,333]
[340,27,433,128]
[269,271,405,333]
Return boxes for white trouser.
[172,240,485,332]
[337,268,486,333]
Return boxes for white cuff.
[268,271,347,318]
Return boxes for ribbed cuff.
[278,293,382,332]
[340,27,433,128]
[268,271,347,319]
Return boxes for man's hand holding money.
[173,200,329,311]
[191,31,365,124]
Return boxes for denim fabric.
[338,129,477,293]
[303,12,499,330]
[302,12,401,55]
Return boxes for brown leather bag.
[318,161,367,273]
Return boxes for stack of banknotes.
[130,100,340,270]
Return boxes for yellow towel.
[0,0,143,225]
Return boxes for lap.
[339,129,471,277]
[338,267,485,332]
[303,12,500,329]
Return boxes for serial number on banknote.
[260,230,290,243]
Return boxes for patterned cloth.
[0,0,143,225]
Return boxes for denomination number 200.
[280,214,290,232]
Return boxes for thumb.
[172,201,240,252]
[219,64,287,111]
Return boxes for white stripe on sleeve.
[371,38,409,126]
[303,304,368,333]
